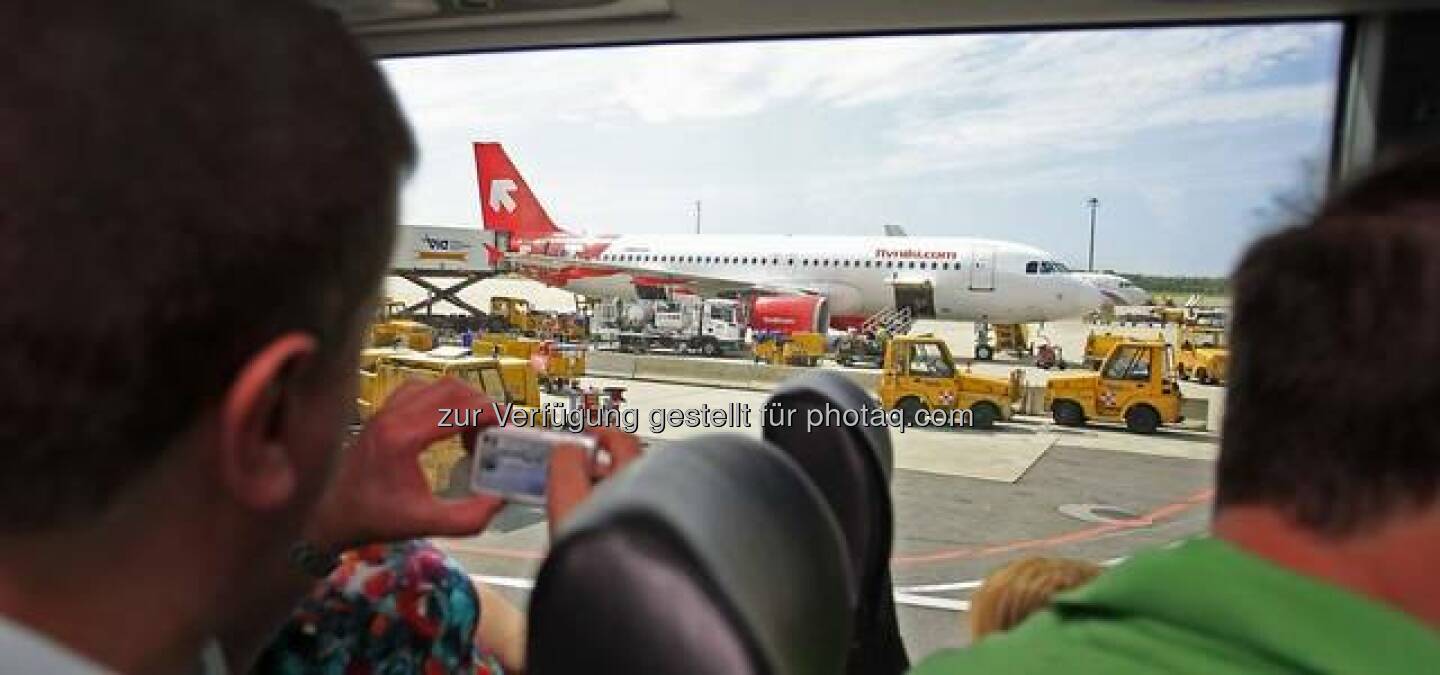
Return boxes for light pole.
[694,200,702,235]
[1085,197,1100,272]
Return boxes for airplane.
[474,142,1106,337]
[1072,271,1152,307]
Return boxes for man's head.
[1217,146,1440,536]
[0,0,412,539]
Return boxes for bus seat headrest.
[527,433,853,675]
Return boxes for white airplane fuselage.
[529,233,1106,324]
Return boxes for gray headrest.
[527,433,853,675]
[764,371,909,675]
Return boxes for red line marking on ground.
[434,489,1216,567]
[890,489,1214,567]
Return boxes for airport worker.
[0,2,577,673]
[911,146,1440,673]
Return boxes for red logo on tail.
[474,143,563,243]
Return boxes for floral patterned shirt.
[256,540,505,675]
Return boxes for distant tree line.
[1117,273,1229,297]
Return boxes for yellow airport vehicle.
[356,348,539,491]
[877,335,1019,429]
[1082,331,1165,370]
[474,333,540,359]
[534,341,587,393]
[1176,325,1228,385]
[1152,305,1189,325]
[971,323,1029,361]
[369,299,435,351]
[532,312,589,342]
[486,296,537,334]
[994,323,1030,358]
[832,331,888,368]
[1046,339,1183,434]
[475,334,585,393]
[753,331,829,367]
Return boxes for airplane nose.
[1064,277,1108,315]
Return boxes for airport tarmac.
[435,375,1218,658]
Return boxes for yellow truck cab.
[369,299,435,351]
[356,348,538,491]
[753,331,828,367]
[877,335,1019,429]
[1046,339,1182,434]
[1082,330,1164,370]
[487,296,536,334]
[1176,325,1229,385]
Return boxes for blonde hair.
[969,557,1103,639]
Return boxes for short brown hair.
[1217,146,1440,534]
[0,0,414,532]
[969,557,1102,639]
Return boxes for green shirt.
[911,538,1440,674]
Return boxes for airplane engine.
[806,282,864,315]
[750,295,830,335]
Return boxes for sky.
[380,22,1342,277]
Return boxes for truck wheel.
[838,356,852,367]
[897,397,927,427]
[1125,405,1161,434]
[1052,400,1085,427]
[969,401,1000,430]
[1176,364,1190,380]
[975,344,994,361]
[700,339,720,357]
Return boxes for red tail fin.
[474,142,562,241]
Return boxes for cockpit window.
[1026,261,1039,274]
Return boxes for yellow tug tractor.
[1046,339,1183,434]
[369,299,435,351]
[877,335,1020,429]
[1175,325,1229,385]
[753,331,829,367]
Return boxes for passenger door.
[969,247,996,291]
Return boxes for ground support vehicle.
[1175,325,1228,385]
[876,335,1019,430]
[357,348,538,490]
[753,331,829,367]
[1046,339,1183,434]
[831,331,888,368]
[614,298,747,357]
[370,298,436,351]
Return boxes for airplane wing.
[504,252,824,297]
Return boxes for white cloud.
[379,23,1343,274]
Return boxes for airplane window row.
[599,252,956,271]
[1025,260,1071,274]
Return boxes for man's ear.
[217,333,319,511]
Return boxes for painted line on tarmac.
[444,492,1211,568]
[891,489,1213,567]
[472,573,535,590]
[473,573,970,612]
[893,592,969,612]
[894,556,1126,594]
